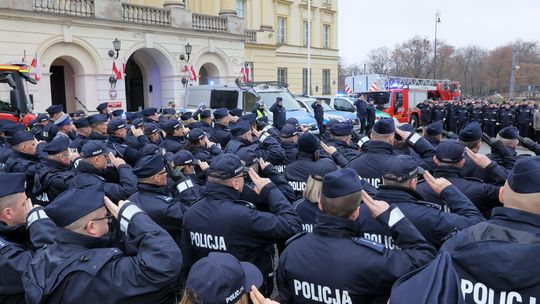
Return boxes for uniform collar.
[214,123,229,130]
[137,183,170,196]
[76,160,104,175]
[375,185,424,202]
[42,159,71,171]
[491,207,540,230]
[89,132,108,140]
[281,141,297,149]
[205,182,241,202]
[55,228,115,249]
[0,222,27,240]
[433,166,462,178]
[314,213,357,237]
[108,136,125,144]
[366,141,394,155]
[165,135,184,141]
[13,150,37,160]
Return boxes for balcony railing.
[33,0,94,17]
[245,29,257,43]
[192,13,227,32]
[122,3,171,26]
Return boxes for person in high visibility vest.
[252,101,267,120]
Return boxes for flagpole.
[307,0,311,95]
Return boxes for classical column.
[219,0,236,16]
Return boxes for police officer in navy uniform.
[279,124,299,165]
[87,114,110,141]
[106,118,130,157]
[72,140,138,202]
[277,168,436,303]
[0,173,55,303]
[141,107,160,124]
[347,118,436,189]
[225,120,286,165]
[193,109,214,133]
[354,95,368,133]
[45,104,64,122]
[418,140,505,219]
[208,108,232,148]
[53,113,77,141]
[30,114,50,142]
[181,153,302,296]
[456,102,470,132]
[432,101,447,123]
[487,126,526,169]
[499,102,516,128]
[482,102,499,137]
[324,122,361,161]
[125,118,151,150]
[391,156,540,303]
[33,136,78,205]
[70,117,91,153]
[470,102,484,125]
[311,99,325,134]
[417,99,434,126]
[129,152,186,248]
[168,150,206,206]
[0,122,25,165]
[23,184,182,303]
[185,128,223,163]
[269,97,287,130]
[160,119,187,154]
[422,120,444,148]
[516,101,534,139]
[96,102,110,116]
[359,155,484,248]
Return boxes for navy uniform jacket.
[88,131,108,142]
[354,99,367,118]
[0,207,55,304]
[4,151,41,203]
[22,203,182,304]
[277,208,436,303]
[125,131,150,150]
[128,183,186,248]
[225,134,286,165]
[417,166,503,220]
[72,161,138,202]
[324,138,361,161]
[347,134,436,188]
[483,108,499,125]
[208,123,231,148]
[499,108,516,127]
[432,106,447,122]
[241,163,296,205]
[311,103,324,123]
[0,143,12,165]
[33,159,75,205]
[516,104,534,124]
[392,208,540,304]
[160,135,185,154]
[280,141,298,165]
[293,199,320,233]
[358,185,484,248]
[69,134,88,153]
[417,103,433,123]
[460,153,509,185]
[181,182,302,282]
[170,175,205,207]
[366,104,376,125]
[456,106,470,125]
[470,107,484,123]
[189,144,223,163]
[269,103,287,130]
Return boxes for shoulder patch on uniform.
[352,237,385,254]
[463,176,484,183]
[286,231,308,246]
[234,200,256,209]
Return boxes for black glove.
[442,130,457,139]
[483,133,514,160]
[518,136,538,152]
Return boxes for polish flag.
[30,55,41,81]
[112,61,122,80]
[240,67,247,83]
[189,65,197,81]
[245,66,251,82]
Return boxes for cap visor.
[240,262,263,292]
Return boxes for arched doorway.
[125,56,144,112]
[49,57,79,113]
[198,63,219,85]
[124,48,175,110]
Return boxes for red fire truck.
[345,74,460,128]
[0,64,36,126]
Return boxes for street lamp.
[433,10,441,79]
[180,43,192,62]
[108,38,121,59]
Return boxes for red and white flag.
[240,67,247,83]
[245,66,251,82]
[189,65,197,81]
[112,61,122,80]
[30,55,41,81]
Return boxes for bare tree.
[452,46,488,96]
[366,47,391,74]
[391,36,433,78]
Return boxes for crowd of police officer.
[416,98,540,141]
[1,97,540,304]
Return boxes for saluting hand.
[423,170,452,195]
[131,125,143,138]
[250,285,279,304]
[320,141,337,155]
[108,152,126,168]
[248,168,271,195]
[104,196,127,220]
[258,159,270,171]
[198,160,209,171]
[361,190,390,218]
[394,127,411,141]
[465,148,492,169]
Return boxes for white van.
[183,85,260,111]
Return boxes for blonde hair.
[303,176,323,203]
[179,289,249,304]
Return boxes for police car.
[294,96,358,127]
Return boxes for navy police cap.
[44,184,105,227]
[498,126,519,140]
[53,114,73,127]
[208,153,244,179]
[0,173,26,197]
[213,108,229,120]
[435,140,465,163]
[229,108,243,117]
[373,118,395,134]
[330,123,353,136]
[507,156,540,194]
[322,168,363,198]
[186,252,263,304]
[382,155,425,182]
[141,107,158,117]
[286,117,299,126]
[143,123,159,135]
[87,114,108,125]
[187,128,206,140]
[81,140,110,158]
[459,122,482,142]
[133,153,165,178]
[45,104,63,116]
[280,124,298,138]
[42,136,70,155]
[425,120,444,136]
[162,119,181,132]
[73,117,90,128]
[96,102,109,112]
[107,118,126,132]
[172,150,197,166]
[6,131,34,146]
[180,112,193,121]
[230,120,251,137]
[298,132,319,154]
[310,159,338,181]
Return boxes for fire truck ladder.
[380,76,451,88]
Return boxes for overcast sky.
[338,0,540,65]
